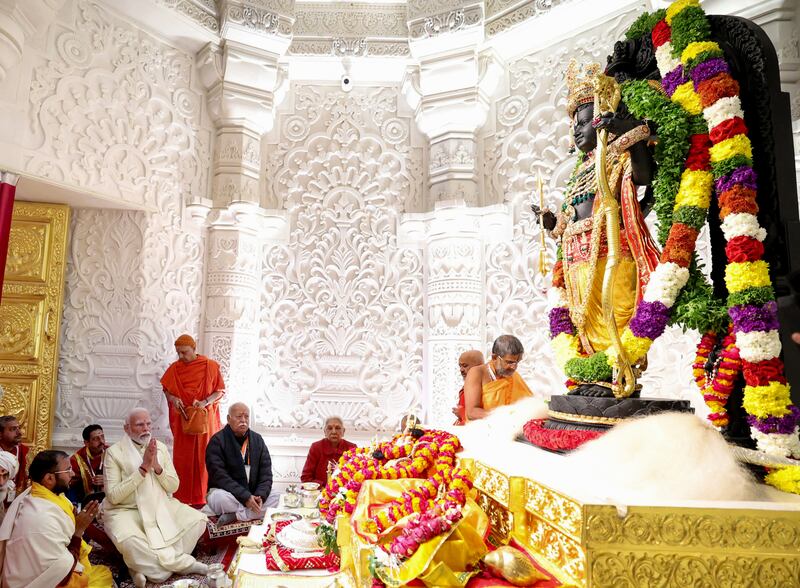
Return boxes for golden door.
[0,201,70,459]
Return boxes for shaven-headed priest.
[205,403,274,525]
[104,408,208,588]
[452,350,485,425]
[0,450,112,587]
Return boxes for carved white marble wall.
[255,84,426,483]
[0,0,213,445]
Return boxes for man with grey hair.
[301,416,356,487]
[205,402,274,525]
[463,335,532,421]
[103,408,208,588]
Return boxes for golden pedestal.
[462,457,800,588]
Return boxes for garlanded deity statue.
[533,59,660,397]
[524,0,800,496]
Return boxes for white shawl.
[118,435,183,549]
[0,488,81,588]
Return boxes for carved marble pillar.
[198,2,291,207]
[404,1,503,208]
[0,0,64,81]
[203,202,263,399]
[401,201,511,426]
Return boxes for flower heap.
[319,429,473,542]
[692,329,742,427]
[653,0,800,480]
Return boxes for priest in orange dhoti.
[463,335,532,421]
[160,334,225,505]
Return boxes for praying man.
[103,408,208,588]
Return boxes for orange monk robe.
[480,372,532,411]
[160,355,224,505]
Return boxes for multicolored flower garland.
[550,0,800,492]
[692,328,742,427]
[319,429,472,555]
[657,0,800,473]
[389,507,463,558]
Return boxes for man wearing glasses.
[463,335,533,421]
[0,450,112,587]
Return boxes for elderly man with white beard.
[104,408,208,588]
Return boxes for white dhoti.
[205,488,274,521]
[104,436,208,583]
[106,516,206,582]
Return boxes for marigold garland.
[549,0,800,493]
[319,429,473,559]
[692,328,741,427]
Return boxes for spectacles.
[497,356,522,368]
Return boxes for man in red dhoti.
[160,334,225,505]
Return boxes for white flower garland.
[641,262,690,307]
[720,213,768,242]
[735,330,783,363]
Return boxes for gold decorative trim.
[548,410,622,425]
[471,460,510,506]
[462,460,800,588]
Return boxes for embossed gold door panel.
[0,201,69,458]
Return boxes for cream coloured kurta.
[103,437,207,581]
[0,488,82,587]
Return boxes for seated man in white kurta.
[0,449,112,587]
[104,408,208,588]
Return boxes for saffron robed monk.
[161,334,225,504]
[463,335,533,421]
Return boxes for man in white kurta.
[0,450,111,588]
[104,408,208,587]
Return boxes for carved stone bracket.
[199,40,290,206]
[409,3,484,40]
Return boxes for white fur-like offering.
[456,396,549,446]
[563,412,762,504]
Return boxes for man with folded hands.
[205,403,274,525]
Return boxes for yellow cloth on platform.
[350,479,488,588]
[481,372,532,411]
[30,483,113,588]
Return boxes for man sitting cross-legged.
[0,449,112,587]
[205,402,274,525]
[104,408,208,588]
